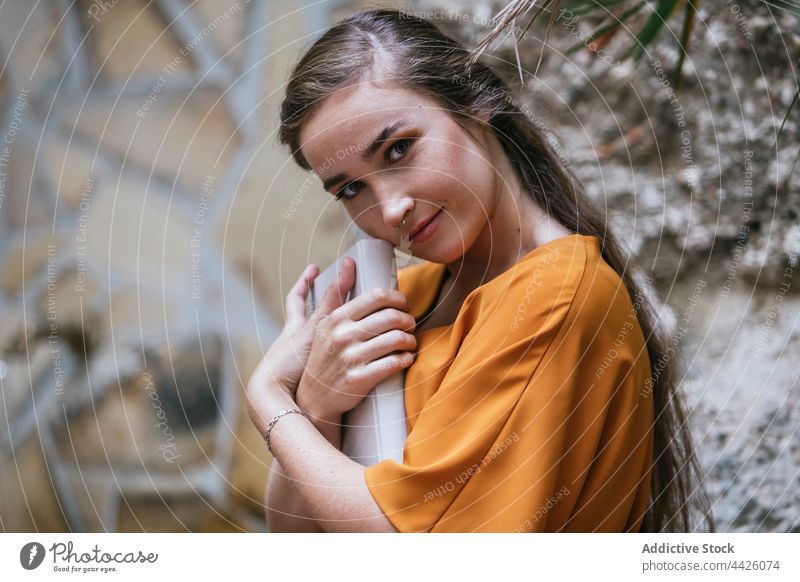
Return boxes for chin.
[420,242,468,265]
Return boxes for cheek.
[345,207,377,233]
[417,144,487,204]
[431,135,494,199]
[345,204,397,241]
[460,148,496,200]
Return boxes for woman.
[246,8,712,533]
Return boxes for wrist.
[247,381,297,436]
[296,386,342,427]
[311,414,342,449]
[296,396,342,448]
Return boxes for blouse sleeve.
[363,239,654,532]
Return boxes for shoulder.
[509,235,644,352]
[398,235,632,336]
[470,234,600,333]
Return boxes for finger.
[336,287,410,322]
[285,263,319,328]
[351,351,416,390]
[345,308,417,341]
[316,256,356,317]
[343,330,417,364]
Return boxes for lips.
[409,209,442,241]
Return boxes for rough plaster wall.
[409,0,799,531]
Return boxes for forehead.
[298,82,439,172]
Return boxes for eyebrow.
[320,120,407,191]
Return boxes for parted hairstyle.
[277,8,714,533]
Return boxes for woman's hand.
[251,263,322,395]
[246,257,416,436]
[246,262,324,435]
[296,256,417,424]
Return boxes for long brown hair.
[278,8,714,532]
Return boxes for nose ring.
[396,217,407,230]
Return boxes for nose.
[378,189,415,231]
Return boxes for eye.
[335,180,364,200]
[334,139,414,201]
[386,138,413,163]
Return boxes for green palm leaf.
[565,2,647,55]
[627,0,681,60]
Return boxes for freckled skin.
[299,79,573,291]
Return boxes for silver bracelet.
[264,408,310,455]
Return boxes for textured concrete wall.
[408,0,799,531]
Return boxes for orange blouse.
[363,234,654,532]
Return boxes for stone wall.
[406,0,800,531]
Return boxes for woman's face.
[298,81,509,265]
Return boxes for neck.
[444,163,572,294]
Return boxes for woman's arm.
[265,459,323,532]
[264,416,342,532]
[248,259,410,533]
[254,389,398,533]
